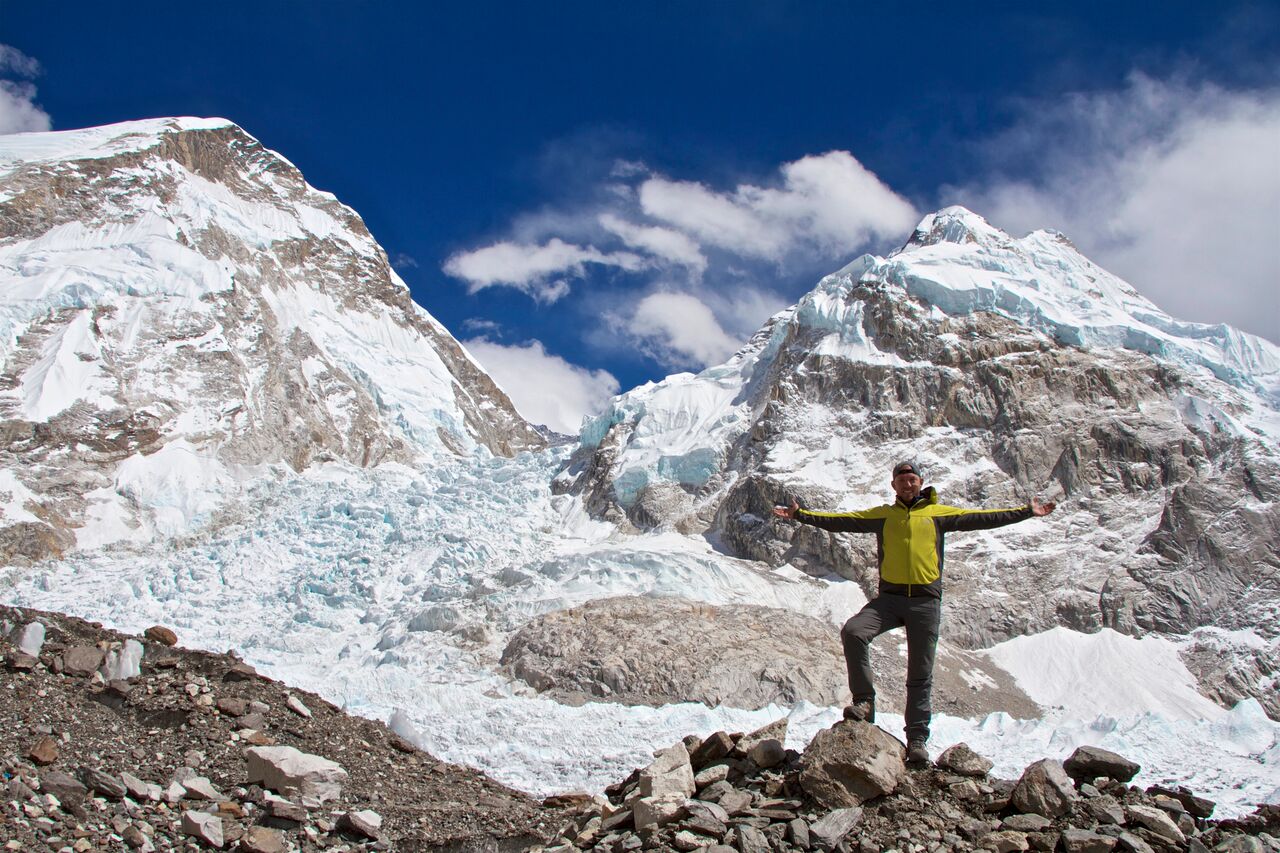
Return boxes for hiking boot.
[906,738,930,766]
[843,698,875,723]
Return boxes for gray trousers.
[841,593,941,741]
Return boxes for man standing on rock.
[772,461,1055,766]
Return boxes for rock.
[690,731,735,768]
[239,827,285,853]
[239,712,268,730]
[39,769,87,803]
[1002,814,1052,832]
[145,626,178,646]
[217,696,250,717]
[1146,783,1216,818]
[735,824,770,853]
[799,720,906,808]
[1063,746,1140,784]
[639,742,695,799]
[694,763,730,789]
[734,718,787,760]
[6,778,35,800]
[1114,830,1154,853]
[747,739,786,769]
[338,810,383,839]
[1085,795,1126,825]
[62,645,105,677]
[182,776,223,801]
[245,745,347,805]
[122,825,152,850]
[717,788,753,816]
[1009,759,1076,818]
[787,818,810,849]
[937,742,994,777]
[684,799,730,826]
[285,694,312,718]
[672,830,705,851]
[27,735,58,765]
[181,810,224,848]
[1125,803,1185,845]
[809,807,863,852]
[633,794,687,830]
[6,651,37,671]
[79,767,127,799]
[13,621,45,655]
[265,797,308,824]
[224,662,259,681]
[1214,837,1266,853]
[986,830,1030,852]
[1060,829,1117,853]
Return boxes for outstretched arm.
[934,497,1055,532]
[773,498,885,533]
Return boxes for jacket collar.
[896,486,937,509]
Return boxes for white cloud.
[0,45,50,135]
[443,237,645,302]
[956,75,1280,342]
[463,338,620,434]
[626,292,743,368]
[638,151,918,261]
[598,213,707,275]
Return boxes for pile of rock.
[1,605,570,850]
[541,719,1279,853]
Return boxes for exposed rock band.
[772,460,1057,765]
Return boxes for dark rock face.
[1064,746,1141,785]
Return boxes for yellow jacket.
[795,487,1032,598]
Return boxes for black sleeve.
[794,508,886,534]
[934,505,1033,533]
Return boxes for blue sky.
[3,2,1278,431]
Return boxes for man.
[772,461,1055,766]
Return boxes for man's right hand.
[772,499,799,520]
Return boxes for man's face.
[893,471,923,502]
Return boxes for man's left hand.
[1031,497,1056,516]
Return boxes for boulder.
[1146,784,1216,818]
[987,830,1030,852]
[1084,795,1126,825]
[799,720,906,808]
[145,625,178,646]
[809,807,863,852]
[285,694,312,718]
[690,731,734,768]
[1060,829,1118,853]
[1009,759,1076,817]
[633,793,687,830]
[937,742,994,777]
[239,827,285,853]
[337,810,382,839]
[121,772,161,802]
[181,811,224,848]
[62,645,105,677]
[1063,746,1140,784]
[1124,803,1185,845]
[27,735,58,766]
[102,639,144,681]
[694,763,729,789]
[216,696,251,717]
[736,825,771,853]
[734,718,787,760]
[638,742,695,799]
[182,776,223,801]
[244,745,347,805]
[13,621,45,656]
[80,767,127,799]
[39,770,87,803]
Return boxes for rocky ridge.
[0,605,570,850]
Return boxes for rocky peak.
[901,205,1012,251]
[0,117,544,561]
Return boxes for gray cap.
[892,460,922,478]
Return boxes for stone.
[810,807,863,852]
[600,808,633,832]
[80,767,127,799]
[639,742,695,799]
[1009,759,1076,818]
[1085,795,1126,825]
[265,798,308,824]
[239,827,285,853]
[1060,829,1117,853]
[39,770,87,803]
[717,788,753,816]
[735,718,787,761]
[986,830,1030,852]
[122,825,151,850]
[1002,814,1052,832]
[6,651,37,671]
[787,818,810,849]
[734,824,769,853]
[216,696,251,717]
[1146,783,1216,818]
[181,810,224,848]
[1063,746,1140,784]
[62,646,105,677]
[7,778,35,800]
[690,731,735,768]
[633,794,687,830]
[1124,803,1185,845]
[1114,831,1154,853]
[145,626,178,646]
[14,621,45,655]
[799,720,906,808]
[937,742,994,777]
[694,763,730,789]
[224,662,258,681]
[239,712,268,730]
[182,776,223,801]
[245,745,347,805]
[672,830,705,851]
[338,810,383,839]
[1214,837,1265,853]
[747,739,786,769]
[685,799,730,826]
[28,735,59,765]
[285,694,312,718]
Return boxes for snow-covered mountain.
[1,122,1276,816]
[557,206,1280,712]
[0,117,543,561]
